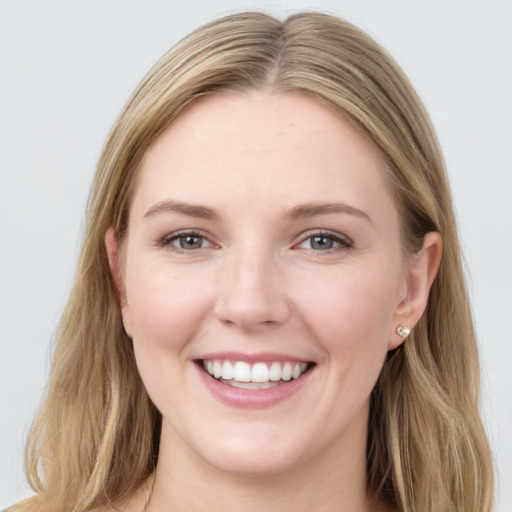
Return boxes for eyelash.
[158,229,353,254]
[295,230,353,253]
[158,230,215,252]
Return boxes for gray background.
[1,0,511,509]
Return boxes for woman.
[10,11,494,512]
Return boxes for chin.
[202,442,307,478]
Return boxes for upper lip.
[196,351,311,363]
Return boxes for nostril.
[213,262,291,328]
[214,295,291,329]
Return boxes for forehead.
[133,91,396,222]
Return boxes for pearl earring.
[396,324,411,339]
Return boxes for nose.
[214,248,291,330]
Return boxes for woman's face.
[115,92,412,476]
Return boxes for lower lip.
[196,364,312,409]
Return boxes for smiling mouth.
[199,359,313,390]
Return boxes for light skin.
[105,91,442,512]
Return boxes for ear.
[105,228,132,337]
[389,231,443,350]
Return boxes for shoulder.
[6,479,151,512]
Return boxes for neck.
[145,421,375,512]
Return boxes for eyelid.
[156,228,352,253]
[158,229,218,251]
[294,229,354,250]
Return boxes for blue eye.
[309,235,336,250]
[160,231,212,251]
[173,234,208,250]
[298,232,352,251]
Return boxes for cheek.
[124,263,214,412]
[295,262,400,367]
[124,262,213,356]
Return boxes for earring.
[396,324,411,339]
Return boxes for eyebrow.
[284,202,372,223]
[144,200,219,220]
[143,199,371,224]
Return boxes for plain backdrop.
[1,0,511,509]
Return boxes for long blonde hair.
[14,11,493,512]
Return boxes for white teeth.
[292,363,303,379]
[213,360,222,379]
[251,362,270,383]
[269,361,282,381]
[221,360,234,380]
[233,361,251,382]
[281,362,292,381]
[202,359,309,384]
[225,380,276,390]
